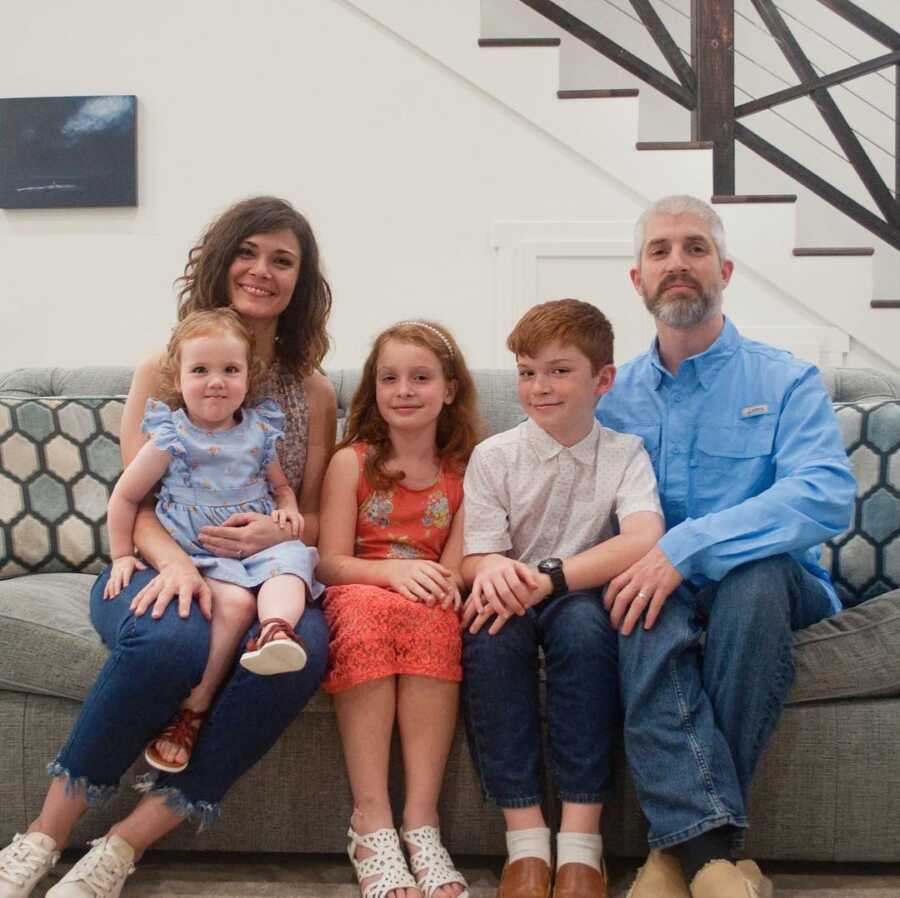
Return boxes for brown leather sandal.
[144,707,207,773]
[239,617,308,675]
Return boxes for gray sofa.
[1,365,899,862]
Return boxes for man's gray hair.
[633,195,728,265]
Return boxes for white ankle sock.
[556,831,603,872]
[506,827,552,866]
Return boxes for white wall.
[0,0,895,375]
[0,0,653,370]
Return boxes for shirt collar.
[646,316,741,391]
[525,416,601,463]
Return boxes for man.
[597,195,855,898]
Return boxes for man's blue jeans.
[620,555,836,849]
[50,566,328,826]
[462,589,619,808]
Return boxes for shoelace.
[0,835,52,884]
[75,839,135,898]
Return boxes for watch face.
[539,558,562,573]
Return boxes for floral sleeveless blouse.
[351,442,463,562]
[250,363,309,493]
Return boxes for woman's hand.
[198,511,289,559]
[104,555,147,600]
[130,559,212,621]
[387,559,456,606]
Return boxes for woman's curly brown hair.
[339,321,481,490]
[156,309,264,412]
[175,196,332,377]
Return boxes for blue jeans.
[619,555,836,849]
[51,566,328,826]
[462,589,619,808]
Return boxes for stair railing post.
[691,0,736,195]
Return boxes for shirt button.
[673,394,682,402]
[673,446,682,454]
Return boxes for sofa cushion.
[789,589,900,703]
[0,396,125,579]
[823,398,900,604]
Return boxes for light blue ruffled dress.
[141,398,323,598]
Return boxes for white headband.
[397,321,454,359]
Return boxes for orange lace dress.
[322,442,464,694]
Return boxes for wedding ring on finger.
[637,591,650,600]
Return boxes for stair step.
[637,141,714,151]
[711,194,797,204]
[558,89,639,99]
[871,300,900,308]
[793,247,875,257]
[478,38,561,47]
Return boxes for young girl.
[106,307,321,774]
[317,321,479,898]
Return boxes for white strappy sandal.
[401,825,470,898]
[348,825,418,898]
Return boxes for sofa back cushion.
[0,396,125,579]
[824,399,900,604]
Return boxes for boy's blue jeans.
[620,554,836,849]
[50,566,328,825]
[462,589,619,808]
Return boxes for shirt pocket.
[690,416,776,513]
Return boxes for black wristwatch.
[537,557,568,598]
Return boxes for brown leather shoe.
[553,861,608,898]
[497,857,552,898]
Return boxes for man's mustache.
[658,273,703,292]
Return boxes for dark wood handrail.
[502,0,900,250]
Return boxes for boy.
[461,299,664,898]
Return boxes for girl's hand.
[104,555,147,600]
[387,559,455,606]
[440,581,463,613]
[130,559,213,621]
[272,508,305,539]
[198,512,288,559]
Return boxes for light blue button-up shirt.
[596,318,855,611]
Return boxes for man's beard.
[643,273,721,329]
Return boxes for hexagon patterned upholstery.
[0,397,124,578]
[825,399,900,604]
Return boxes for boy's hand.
[388,559,455,606]
[605,545,683,635]
[104,555,147,600]
[272,508,305,539]
[462,558,541,632]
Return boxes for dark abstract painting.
[0,95,137,208]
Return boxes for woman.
[0,197,336,898]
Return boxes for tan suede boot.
[736,860,773,898]
[689,859,761,898]
[626,849,690,898]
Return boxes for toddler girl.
[317,321,479,898]
[105,308,321,773]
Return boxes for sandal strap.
[347,826,417,898]
[247,618,306,653]
[401,825,469,898]
[156,708,206,753]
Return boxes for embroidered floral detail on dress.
[422,491,450,530]
[363,492,393,528]
[387,538,421,559]
[208,446,220,456]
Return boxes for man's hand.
[605,545,683,635]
